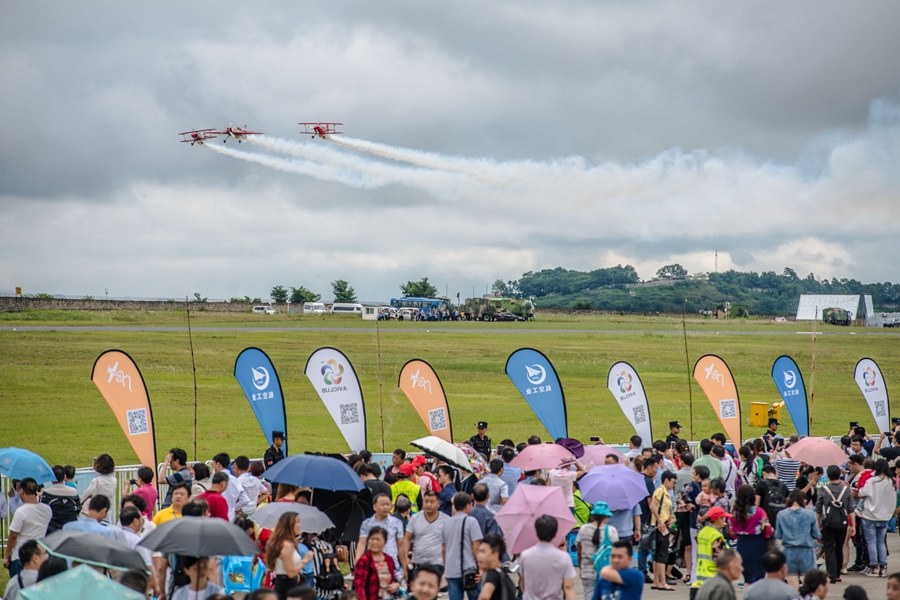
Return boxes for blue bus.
[389,297,450,312]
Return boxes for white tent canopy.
[796,295,860,320]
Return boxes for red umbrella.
[785,437,848,468]
[581,445,626,469]
[509,443,575,471]
[494,485,577,554]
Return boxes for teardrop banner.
[91,350,158,480]
[771,355,809,436]
[854,358,890,434]
[606,362,653,446]
[398,359,453,442]
[305,347,367,453]
[692,354,742,446]
[505,348,568,440]
[234,348,288,453]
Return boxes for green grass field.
[0,311,897,468]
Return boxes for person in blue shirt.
[595,540,644,600]
[436,466,457,516]
[61,494,118,540]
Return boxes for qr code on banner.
[720,399,737,419]
[632,404,647,425]
[340,403,359,425]
[875,400,886,417]
[429,407,448,431]
[127,408,149,435]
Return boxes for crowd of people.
[4,421,900,600]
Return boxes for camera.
[590,436,601,442]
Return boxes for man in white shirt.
[118,505,158,596]
[519,515,576,600]
[2,540,47,600]
[479,459,510,514]
[624,435,642,467]
[713,445,738,498]
[2,478,51,577]
[212,452,250,521]
[232,455,269,515]
[549,461,585,509]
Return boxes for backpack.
[43,493,81,533]
[821,485,848,529]
[763,479,788,518]
[591,525,613,574]
[315,550,345,591]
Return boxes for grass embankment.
[0,312,896,468]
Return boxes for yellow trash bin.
[750,402,768,427]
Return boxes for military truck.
[463,297,535,321]
[822,307,851,326]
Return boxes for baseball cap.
[411,456,427,467]
[707,506,732,520]
[399,463,415,477]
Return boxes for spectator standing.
[212,453,249,521]
[152,481,190,526]
[684,464,710,585]
[549,461,585,510]
[198,472,231,520]
[354,526,399,600]
[268,513,314,600]
[692,506,731,589]
[409,565,442,600]
[471,485,504,539]
[391,464,423,512]
[234,455,269,514]
[405,491,450,577]
[358,494,408,577]
[775,489,821,588]
[738,445,760,487]
[2,540,47,600]
[649,471,676,591]
[172,556,223,600]
[742,550,799,600]
[857,458,895,576]
[576,502,618,600]
[160,448,191,510]
[674,453,695,492]
[518,515,575,600]
[475,534,516,600]
[695,549,743,600]
[129,466,158,517]
[359,464,392,500]
[2,478,51,577]
[636,456,659,579]
[413,456,440,494]
[755,465,789,532]
[190,462,212,498]
[607,503,640,547]
[694,440,724,482]
[624,435,642,465]
[712,446,737,498]
[118,506,155,581]
[845,454,868,572]
[596,540,644,600]
[728,484,771,585]
[480,459,510,514]
[796,568,829,600]
[774,437,801,491]
[63,494,119,540]
[498,447,523,497]
[437,466,458,516]
[81,453,118,523]
[815,465,852,583]
[383,449,406,485]
[442,493,484,600]
[41,465,81,532]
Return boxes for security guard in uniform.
[265,431,286,469]
[468,422,492,461]
[665,421,682,445]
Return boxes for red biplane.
[179,129,218,146]
[218,123,262,143]
[299,122,343,139]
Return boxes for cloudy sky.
[2,2,899,301]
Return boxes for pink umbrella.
[581,445,626,469]
[509,444,575,471]
[785,437,848,468]
[494,485,577,554]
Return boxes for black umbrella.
[312,487,374,542]
[138,517,260,557]
[38,530,147,572]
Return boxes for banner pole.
[375,318,385,453]
[809,306,818,433]
[682,299,694,440]
[186,296,199,461]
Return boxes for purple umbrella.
[579,464,649,511]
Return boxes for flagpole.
[375,316,386,453]
[186,296,199,461]
[682,299,694,440]
[809,306,818,433]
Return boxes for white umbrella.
[410,436,473,472]
[250,502,335,532]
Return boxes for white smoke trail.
[203,142,381,189]
[246,135,467,193]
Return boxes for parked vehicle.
[822,307,851,326]
[463,297,535,321]
[331,303,363,315]
[252,305,276,315]
[303,302,327,314]
[493,311,526,322]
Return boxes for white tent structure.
[796,295,860,320]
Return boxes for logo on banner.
[704,362,725,385]
[251,366,270,390]
[525,364,546,385]
[409,369,432,394]
[106,362,132,392]
[863,367,877,388]
[322,360,345,385]
[617,371,633,394]
[784,370,796,389]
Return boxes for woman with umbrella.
[266,512,315,600]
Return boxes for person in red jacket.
[353,527,398,600]
[198,472,231,520]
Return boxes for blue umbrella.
[264,454,364,492]
[0,447,55,485]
